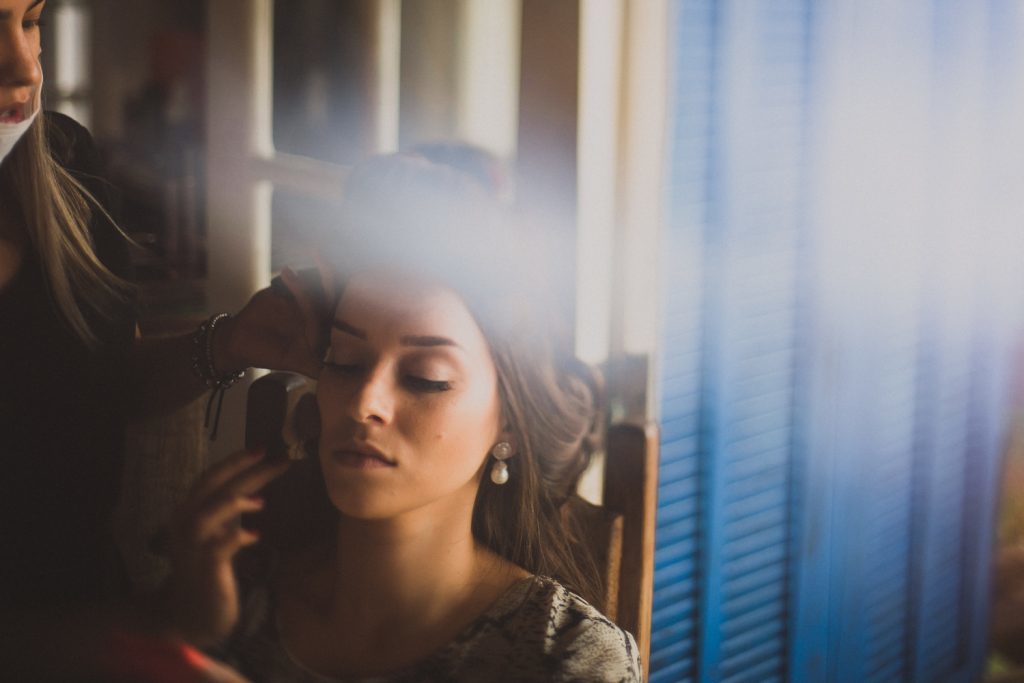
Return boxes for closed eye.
[404,376,453,393]
[322,361,364,376]
[323,359,452,392]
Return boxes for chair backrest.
[596,422,659,676]
[557,422,659,675]
[245,373,658,673]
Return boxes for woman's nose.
[349,370,394,425]
[0,27,42,91]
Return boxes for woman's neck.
[328,505,502,631]
[278,501,528,677]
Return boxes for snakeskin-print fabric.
[221,552,642,682]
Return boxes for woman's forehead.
[0,0,42,18]
[334,269,485,345]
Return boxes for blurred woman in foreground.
[1,2,325,677]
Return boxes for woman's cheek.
[316,382,347,431]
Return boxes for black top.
[0,112,136,610]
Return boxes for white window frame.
[204,0,401,455]
[205,0,398,313]
[203,0,667,453]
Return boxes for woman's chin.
[325,484,403,522]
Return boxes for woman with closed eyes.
[159,154,643,681]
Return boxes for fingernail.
[180,644,209,668]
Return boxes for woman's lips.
[0,105,27,124]
[331,450,397,470]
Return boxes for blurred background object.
[37,1,1024,681]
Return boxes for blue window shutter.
[654,2,811,681]
[656,2,1018,682]
[910,3,1016,681]
[650,0,716,679]
[909,7,971,670]
[696,2,811,682]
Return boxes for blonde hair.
[1,114,131,346]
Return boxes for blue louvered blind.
[650,0,715,679]
[786,2,933,680]
[653,1,811,681]
[909,2,1011,680]
[654,1,1021,682]
[907,2,976,677]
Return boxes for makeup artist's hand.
[160,450,290,647]
[213,263,338,379]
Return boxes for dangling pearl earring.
[490,441,514,485]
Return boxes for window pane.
[54,1,89,95]
[271,188,347,274]
[273,0,378,165]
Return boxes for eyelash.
[322,361,453,393]
[23,19,45,30]
[405,376,453,393]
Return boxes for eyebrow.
[399,335,461,349]
[332,319,462,350]
[332,319,366,339]
[0,0,45,20]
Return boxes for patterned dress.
[219,550,642,682]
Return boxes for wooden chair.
[245,372,659,674]
[563,422,659,675]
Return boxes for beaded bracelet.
[190,313,245,389]
[191,313,246,440]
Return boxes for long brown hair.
[0,113,130,346]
